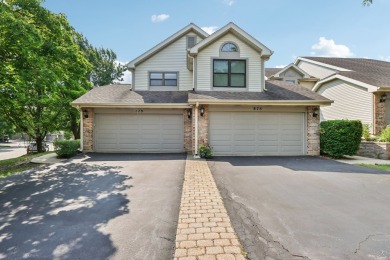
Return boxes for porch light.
[83,109,89,119]
[312,107,319,117]
[380,93,387,103]
[200,106,205,117]
[187,109,192,119]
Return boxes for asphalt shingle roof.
[71,84,189,105]
[265,68,282,77]
[302,57,390,87]
[189,80,330,102]
[72,81,331,106]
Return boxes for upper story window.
[221,43,239,52]
[213,59,246,88]
[150,72,178,86]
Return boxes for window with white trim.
[149,72,178,86]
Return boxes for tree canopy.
[0,0,91,151]
[363,0,373,6]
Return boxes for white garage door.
[209,112,305,156]
[94,114,184,153]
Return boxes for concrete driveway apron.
[0,153,186,260]
[208,156,390,260]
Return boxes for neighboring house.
[265,63,318,89]
[294,57,390,134]
[72,23,332,156]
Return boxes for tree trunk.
[35,136,44,153]
[70,112,80,139]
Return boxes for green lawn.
[0,152,53,178]
[357,164,390,171]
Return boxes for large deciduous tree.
[0,0,91,152]
[363,0,373,6]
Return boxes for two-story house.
[72,23,332,156]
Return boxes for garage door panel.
[95,113,184,153]
[210,112,304,156]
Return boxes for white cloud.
[151,14,170,23]
[311,37,353,57]
[223,0,235,6]
[114,61,132,84]
[275,65,286,68]
[379,56,390,62]
[201,26,219,35]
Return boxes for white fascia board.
[313,74,378,92]
[71,103,191,109]
[189,22,273,57]
[273,63,311,78]
[126,23,208,69]
[295,57,351,72]
[187,99,333,106]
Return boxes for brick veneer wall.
[83,108,94,152]
[374,92,386,135]
[183,109,193,152]
[189,105,209,154]
[307,106,320,156]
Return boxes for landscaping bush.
[54,140,80,158]
[362,123,370,141]
[378,125,390,142]
[320,120,363,158]
[198,144,212,159]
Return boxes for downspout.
[79,107,84,151]
[194,102,200,158]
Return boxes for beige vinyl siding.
[297,60,337,79]
[317,79,373,129]
[280,68,303,83]
[196,33,263,92]
[134,33,200,91]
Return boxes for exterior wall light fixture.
[187,109,192,119]
[380,93,387,103]
[83,109,89,119]
[312,107,319,117]
[200,106,205,117]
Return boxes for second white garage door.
[94,113,184,153]
[209,112,305,156]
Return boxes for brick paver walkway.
[174,157,246,260]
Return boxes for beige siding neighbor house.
[294,57,390,134]
[72,23,332,156]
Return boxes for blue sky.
[44,0,390,82]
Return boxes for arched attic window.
[221,42,239,52]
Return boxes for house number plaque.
[135,109,144,113]
[253,106,262,111]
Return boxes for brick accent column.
[83,108,94,152]
[184,108,193,152]
[374,92,386,135]
[307,106,320,156]
[192,105,209,154]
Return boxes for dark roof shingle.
[265,68,282,77]
[302,57,390,87]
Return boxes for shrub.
[54,140,80,158]
[320,120,363,158]
[362,123,371,141]
[198,144,212,159]
[378,125,390,142]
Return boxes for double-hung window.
[150,72,178,86]
[213,60,246,88]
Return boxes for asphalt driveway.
[208,156,390,260]
[0,153,186,260]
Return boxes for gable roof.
[271,63,312,78]
[189,22,273,59]
[298,57,390,88]
[126,23,208,69]
[265,68,282,78]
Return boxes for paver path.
[174,157,246,260]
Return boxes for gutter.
[70,103,192,109]
[187,100,333,106]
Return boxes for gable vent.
[187,36,196,49]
